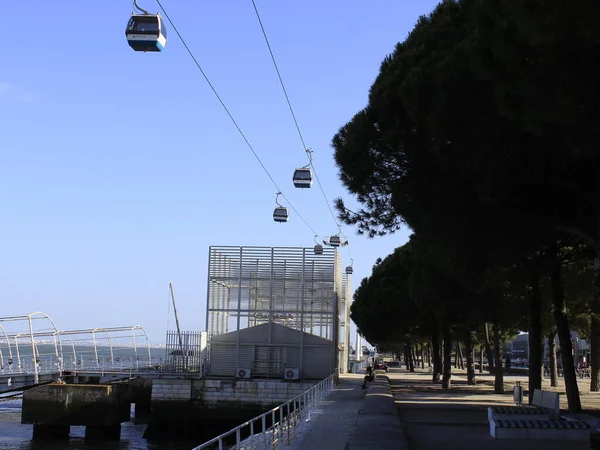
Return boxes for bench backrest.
[539,391,560,419]
[531,389,543,407]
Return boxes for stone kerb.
[348,374,409,450]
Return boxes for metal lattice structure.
[205,246,347,379]
[164,330,207,373]
[206,246,342,339]
[340,273,352,373]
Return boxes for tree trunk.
[527,265,543,404]
[412,344,418,369]
[442,331,452,389]
[420,342,425,369]
[479,347,484,374]
[548,330,559,388]
[484,322,495,373]
[592,175,600,391]
[454,343,459,369]
[465,332,476,385]
[404,344,410,371]
[458,343,465,370]
[408,343,415,372]
[413,342,418,369]
[493,322,504,394]
[427,342,432,367]
[592,260,600,391]
[550,259,582,413]
[432,329,442,382]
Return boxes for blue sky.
[1,1,439,344]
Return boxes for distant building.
[505,334,529,360]
[504,331,590,365]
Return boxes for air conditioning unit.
[284,368,300,380]
[237,368,252,379]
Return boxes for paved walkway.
[284,367,598,450]
[388,369,592,450]
[284,372,407,450]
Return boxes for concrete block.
[490,421,590,441]
[243,387,258,394]
[168,380,192,385]
[22,383,130,427]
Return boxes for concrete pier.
[22,382,130,441]
[128,377,152,418]
[144,377,319,441]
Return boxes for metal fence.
[192,373,336,450]
[164,330,206,373]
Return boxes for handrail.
[192,373,336,450]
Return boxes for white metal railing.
[192,373,336,450]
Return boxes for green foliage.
[350,245,424,348]
[336,1,600,366]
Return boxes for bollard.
[513,381,523,406]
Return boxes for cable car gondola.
[346,259,354,274]
[329,235,341,247]
[313,236,323,255]
[273,192,289,223]
[273,207,289,222]
[293,149,313,188]
[126,1,167,52]
[293,167,312,188]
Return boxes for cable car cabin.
[314,244,323,255]
[126,14,167,52]
[329,235,341,247]
[273,207,289,222]
[345,266,353,274]
[292,168,312,188]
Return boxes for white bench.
[488,389,559,421]
[490,418,590,441]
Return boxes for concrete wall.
[147,377,317,442]
[151,378,317,408]
[195,379,317,408]
[151,378,192,401]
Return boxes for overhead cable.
[155,0,320,237]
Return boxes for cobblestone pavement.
[284,373,366,450]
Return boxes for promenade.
[284,372,407,450]
[283,367,598,450]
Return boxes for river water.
[0,396,203,449]
[0,345,206,449]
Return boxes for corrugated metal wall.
[209,341,333,380]
[207,322,336,379]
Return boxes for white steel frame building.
[205,246,352,378]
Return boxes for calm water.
[0,397,202,449]
[0,346,205,449]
